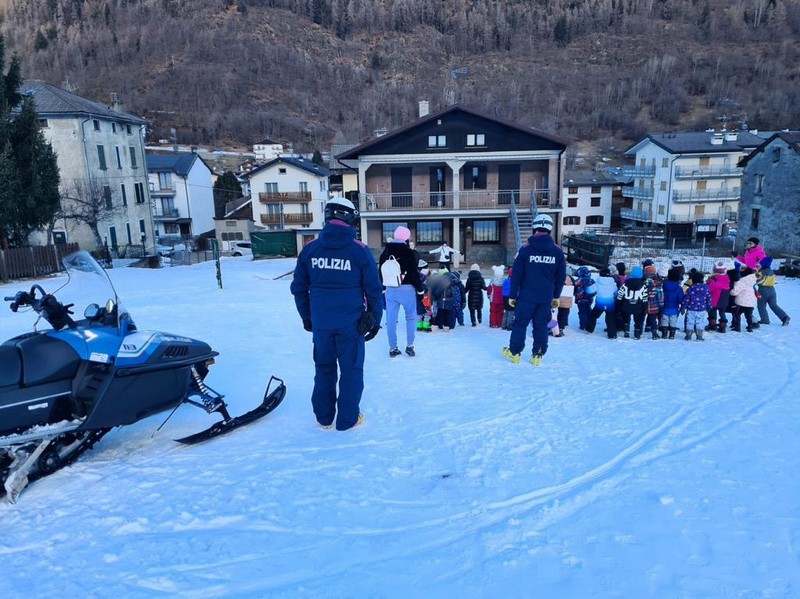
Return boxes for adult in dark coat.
[502,214,566,364]
[378,226,424,357]
[464,263,487,326]
[291,198,383,430]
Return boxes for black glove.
[364,325,381,342]
[302,319,313,332]
[357,311,375,335]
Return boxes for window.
[266,203,281,216]
[299,182,309,193]
[591,186,601,194]
[466,133,485,147]
[108,225,117,248]
[472,220,499,243]
[563,216,581,225]
[139,219,146,237]
[126,124,132,135]
[467,165,487,189]
[755,174,764,194]
[38,119,49,128]
[97,145,107,170]
[586,215,604,225]
[265,182,278,193]
[751,208,760,230]
[93,120,100,131]
[591,197,601,207]
[568,186,578,194]
[658,205,665,215]
[112,123,117,133]
[416,221,443,243]
[221,231,245,241]
[567,198,578,208]
[115,146,122,169]
[129,147,137,168]
[125,222,132,244]
[164,223,179,234]
[134,182,145,204]
[660,181,667,191]
[662,158,669,168]
[382,222,408,241]
[279,168,287,175]
[319,180,326,192]
[120,184,127,206]
[103,186,112,210]
[427,135,446,148]
[158,172,173,189]
[772,147,781,162]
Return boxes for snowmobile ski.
[176,376,286,445]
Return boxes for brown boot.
[717,321,727,334]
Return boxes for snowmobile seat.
[17,334,81,387]
[0,345,22,387]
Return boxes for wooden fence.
[0,243,80,282]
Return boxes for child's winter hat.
[393,226,411,242]
[642,258,655,268]
[760,256,773,270]
[629,265,643,279]
[599,267,611,277]
[470,263,480,272]
[644,263,658,275]
[418,259,428,269]
[491,265,505,278]
[713,260,727,273]
[747,237,760,245]
[691,271,704,284]
[657,264,669,278]
[576,266,590,277]
[615,262,626,276]
[671,258,683,268]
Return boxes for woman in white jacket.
[730,267,758,332]
[429,242,455,270]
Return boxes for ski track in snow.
[1,258,799,597]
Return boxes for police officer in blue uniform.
[501,214,566,365]
[291,198,383,430]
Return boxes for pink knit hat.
[394,226,411,241]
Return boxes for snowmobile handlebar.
[5,284,77,330]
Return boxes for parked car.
[230,241,252,257]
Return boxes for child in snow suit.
[681,271,712,340]
[756,257,790,326]
[501,267,516,330]
[487,265,506,328]
[730,267,758,332]
[616,265,649,339]
[585,267,619,339]
[660,268,685,339]
[706,260,730,333]
[643,263,665,339]
[464,263,488,326]
[450,270,466,327]
[431,270,457,331]
[415,259,432,332]
[573,266,597,331]
[556,274,575,332]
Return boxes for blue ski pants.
[509,300,551,356]
[311,325,365,430]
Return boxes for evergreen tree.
[213,170,243,219]
[7,95,61,246]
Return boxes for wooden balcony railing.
[260,213,314,225]
[259,191,312,203]
[361,189,555,212]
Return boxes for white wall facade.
[248,162,329,230]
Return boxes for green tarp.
[250,231,297,258]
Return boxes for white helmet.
[324,198,360,226]
[532,213,554,232]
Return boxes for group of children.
[410,252,790,344]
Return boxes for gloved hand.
[508,298,516,308]
[551,298,560,308]
[364,325,381,342]
[302,319,313,332]
[357,311,376,335]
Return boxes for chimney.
[710,132,724,145]
[110,92,121,112]
[724,131,738,142]
[419,100,430,118]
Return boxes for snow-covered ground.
[1,257,799,598]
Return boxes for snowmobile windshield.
[60,251,131,333]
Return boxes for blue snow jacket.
[661,280,685,316]
[509,233,567,304]
[290,220,383,330]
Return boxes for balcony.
[675,166,742,179]
[154,208,181,221]
[258,191,312,203]
[671,187,740,202]
[620,208,653,223]
[620,166,656,178]
[150,186,176,197]
[362,189,556,213]
[260,213,314,226]
[621,187,654,200]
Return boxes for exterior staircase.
[510,199,536,252]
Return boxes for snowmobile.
[0,251,285,503]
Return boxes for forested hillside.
[1,0,799,156]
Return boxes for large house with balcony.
[335,104,569,266]
[561,170,623,237]
[245,156,331,230]
[621,130,764,236]
[20,80,154,252]
[146,152,215,243]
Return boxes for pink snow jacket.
[707,273,731,308]
[730,272,758,308]
[735,245,766,270]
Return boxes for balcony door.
[391,167,412,208]
[498,164,520,204]
[429,166,447,207]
